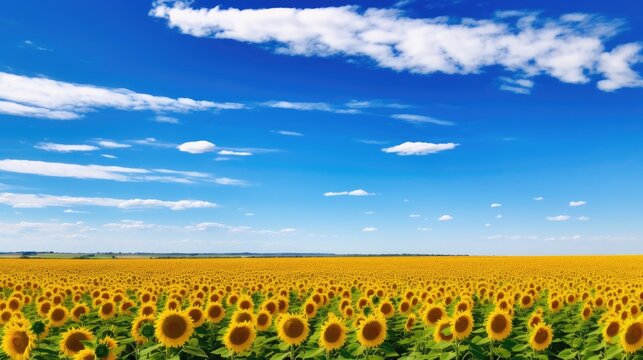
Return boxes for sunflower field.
[0,256,642,360]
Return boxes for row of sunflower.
[0,256,641,359]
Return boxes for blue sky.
[0,0,642,255]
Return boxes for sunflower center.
[625,323,642,345]
[324,324,342,343]
[283,318,304,338]
[1,311,11,322]
[230,326,250,345]
[11,332,29,354]
[266,303,276,313]
[306,303,315,314]
[362,321,382,341]
[236,313,252,323]
[401,302,409,312]
[530,317,541,326]
[457,303,467,312]
[74,307,86,317]
[522,296,530,305]
[209,305,222,318]
[162,314,188,339]
[52,309,65,321]
[257,313,269,326]
[439,323,453,341]
[491,315,507,333]
[381,303,392,314]
[240,300,251,310]
[189,309,202,322]
[102,303,113,314]
[606,322,620,337]
[534,328,548,344]
[65,333,89,353]
[583,308,590,317]
[427,308,443,323]
[41,303,51,313]
[455,316,469,332]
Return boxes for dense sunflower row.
[0,256,642,359]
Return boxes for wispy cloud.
[218,150,252,156]
[152,4,643,91]
[273,130,303,137]
[154,115,181,124]
[569,200,587,207]
[0,71,245,120]
[390,114,454,126]
[324,189,374,197]
[97,140,131,149]
[35,143,99,153]
[262,100,358,114]
[546,215,571,221]
[499,77,534,94]
[490,203,502,208]
[0,159,246,185]
[0,192,217,210]
[362,227,378,232]
[438,214,453,221]
[382,142,458,155]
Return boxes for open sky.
[1,0,642,255]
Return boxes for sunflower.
[71,304,89,322]
[232,309,256,324]
[398,300,411,314]
[205,302,225,323]
[621,319,643,353]
[452,311,474,340]
[186,307,206,328]
[119,300,135,315]
[223,321,256,354]
[139,304,156,317]
[262,299,278,315]
[357,315,387,348]
[603,317,621,343]
[405,314,417,332]
[2,325,35,360]
[486,310,512,341]
[60,327,94,357]
[0,309,14,325]
[155,309,194,348]
[73,349,96,360]
[423,304,446,326]
[529,324,553,351]
[379,300,395,318]
[277,313,309,346]
[581,304,593,321]
[98,301,116,320]
[97,336,118,360]
[519,294,534,309]
[131,315,155,344]
[303,300,317,318]
[48,305,69,327]
[319,315,347,351]
[433,317,454,343]
[255,310,273,331]
[237,295,254,311]
[548,298,562,313]
[528,312,543,328]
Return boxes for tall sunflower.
[223,321,256,354]
[205,302,225,323]
[621,319,643,353]
[452,311,474,340]
[2,325,35,360]
[155,309,194,348]
[529,324,553,351]
[48,305,69,327]
[357,315,387,348]
[318,315,347,351]
[485,310,512,341]
[433,317,454,343]
[60,327,94,357]
[277,313,309,346]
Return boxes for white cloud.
[63,209,89,214]
[35,143,98,152]
[273,130,303,137]
[0,159,245,185]
[409,214,421,218]
[382,142,458,155]
[103,220,160,230]
[0,71,245,120]
[178,140,216,154]
[218,150,252,156]
[577,216,590,221]
[280,228,297,233]
[485,223,491,227]
[362,227,378,232]
[499,77,534,94]
[244,212,255,216]
[496,214,503,219]
[438,214,453,221]
[101,154,116,159]
[154,115,180,124]
[151,4,643,91]
[364,211,374,215]
[0,192,217,210]
[490,203,502,208]
[417,227,431,231]
[533,196,544,201]
[262,100,358,114]
[324,189,374,197]
[98,140,131,149]
[390,114,453,126]
[546,215,571,221]
[569,200,587,207]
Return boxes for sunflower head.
[529,324,553,351]
[2,324,36,360]
[452,311,474,340]
[318,315,347,351]
[223,321,256,354]
[60,327,95,356]
[620,319,643,353]
[277,313,310,346]
[357,314,387,348]
[486,310,512,341]
[154,309,194,348]
[205,302,225,323]
[433,317,454,343]
[255,310,273,331]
